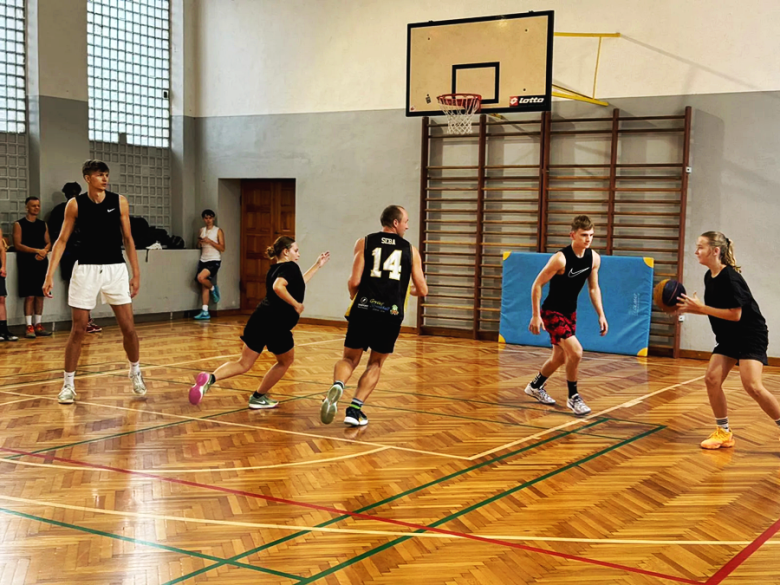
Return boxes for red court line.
[705,515,780,585]
[0,446,702,584]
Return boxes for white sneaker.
[129,371,147,396]
[567,394,591,416]
[58,384,77,404]
[320,383,344,424]
[524,383,556,405]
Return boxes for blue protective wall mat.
[499,251,653,356]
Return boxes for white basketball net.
[437,94,482,135]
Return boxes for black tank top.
[17,218,47,249]
[351,232,413,322]
[16,218,47,266]
[542,245,593,315]
[75,191,124,265]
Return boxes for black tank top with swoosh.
[75,191,125,265]
[542,245,593,315]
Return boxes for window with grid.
[87,0,170,147]
[0,0,27,239]
[0,0,25,134]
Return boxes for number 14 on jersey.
[370,248,402,281]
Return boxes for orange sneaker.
[701,427,735,450]
[24,325,35,339]
[34,323,52,337]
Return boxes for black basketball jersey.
[17,217,46,248]
[258,261,306,328]
[16,218,48,268]
[704,265,767,346]
[349,232,413,322]
[542,245,593,315]
[75,191,124,265]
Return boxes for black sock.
[0,320,6,334]
[351,398,364,409]
[567,381,578,399]
[530,372,548,389]
[209,373,216,385]
[252,391,264,399]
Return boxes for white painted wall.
[28,0,89,101]
[192,0,780,117]
[2,250,203,327]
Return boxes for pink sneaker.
[189,372,213,405]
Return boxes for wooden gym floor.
[1,318,779,584]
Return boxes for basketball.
[653,279,686,312]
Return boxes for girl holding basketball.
[188,237,330,409]
[677,231,780,449]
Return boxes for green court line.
[371,387,662,427]
[162,418,615,584]
[0,360,131,381]
[159,365,662,428]
[295,424,665,584]
[570,431,627,441]
[108,372,620,434]
[0,407,242,461]
[0,507,301,581]
[0,362,156,391]
[288,394,630,439]
[107,373,329,399]
[2,393,321,461]
[294,395,554,431]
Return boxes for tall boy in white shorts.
[44,160,146,404]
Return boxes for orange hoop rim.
[436,93,482,108]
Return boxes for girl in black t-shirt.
[188,236,329,409]
[678,231,780,450]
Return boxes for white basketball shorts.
[69,262,132,310]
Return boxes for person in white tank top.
[194,209,225,320]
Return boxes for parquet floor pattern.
[1,318,779,584]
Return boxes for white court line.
[0,396,40,408]
[0,493,775,547]
[467,374,706,460]
[0,337,344,394]
[66,399,469,460]
[0,388,468,461]
[1,446,389,474]
[0,336,467,461]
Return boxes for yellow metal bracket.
[552,32,620,107]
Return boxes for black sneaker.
[344,406,368,427]
[0,331,19,342]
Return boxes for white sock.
[25,315,32,326]
[130,361,141,376]
[202,305,209,312]
[34,315,42,326]
[64,371,75,386]
[210,285,215,291]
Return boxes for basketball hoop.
[437,93,482,135]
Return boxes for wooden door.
[240,179,296,311]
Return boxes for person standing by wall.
[49,182,101,333]
[0,227,18,342]
[193,209,225,320]
[13,197,52,338]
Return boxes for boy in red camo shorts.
[525,215,608,415]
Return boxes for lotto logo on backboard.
[510,96,546,107]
